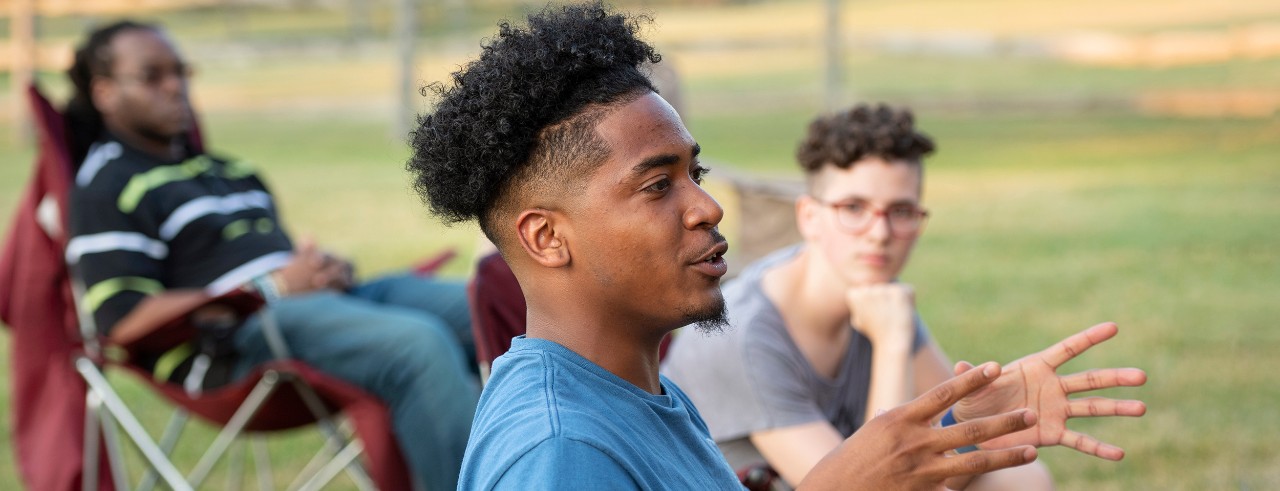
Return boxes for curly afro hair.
[796,103,935,186]
[407,2,661,246]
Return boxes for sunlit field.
[2,1,1278,488]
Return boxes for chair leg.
[283,375,376,489]
[287,435,339,490]
[75,357,192,491]
[251,435,274,491]
[83,390,102,491]
[188,369,281,488]
[139,409,190,491]
[98,409,131,490]
[228,437,246,491]
[294,440,365,491]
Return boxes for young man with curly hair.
[662,105,1146,489]
[408,4,1145,489]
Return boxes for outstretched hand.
[952,322,1147,460]
[800,362,1039,491]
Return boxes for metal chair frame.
[72,277,378,491]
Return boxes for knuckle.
[1006,413,1025,431]
[1086,370,1101,389]
[932,384,955,405]
[964,422,985,442]
[876,407,904,426]
[963,454,986,473]
[1008,450,1027,466]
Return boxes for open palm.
[951,322,1147,461]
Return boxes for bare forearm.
[865,340,913,418]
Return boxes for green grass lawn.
[2,2,1279,488]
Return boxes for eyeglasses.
[111,62,194,87]
[813,197,929,237]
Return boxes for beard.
[680,290,729,334]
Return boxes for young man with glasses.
[663,104,1142,489]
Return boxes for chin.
[680,291,728,334]
[847,271,894,287]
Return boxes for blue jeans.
[232,273,479,491]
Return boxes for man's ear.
[796,194,823,242]
[515,208,571,268]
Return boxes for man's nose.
[158,68,188,95]
[863,211,892,243]
[684,184,724,230]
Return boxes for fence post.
[10,0,36,143]
[395,0,418,138]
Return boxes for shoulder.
[723,244,802,329]
[470,345,615,451]
[73,141,147,196]
[463,348,643,490]
[202,152,260,179]
[472,348,560,438]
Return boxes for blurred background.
[1,0,1277,489]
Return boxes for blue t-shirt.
[458,336,742,490]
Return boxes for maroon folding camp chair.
[2,84,447,491]
[466,252,527,383]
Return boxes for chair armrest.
[110,289,263,354]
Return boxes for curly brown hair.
[796,104,935,180]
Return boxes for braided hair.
[65,20,158,166]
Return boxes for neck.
[525,297,667,395]
[106,124,184,161]
[764,248,852,338]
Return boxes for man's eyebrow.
[829,195,918,206]
[629,143,701,176]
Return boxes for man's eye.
[888,205,916,219]
[691,166,710,185]
[646,178,671,193]
[840,202,868,215]
[144,69,166,84]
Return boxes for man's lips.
[857,253,889,267]
[692,241,729,278]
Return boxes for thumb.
[954,360,975,377]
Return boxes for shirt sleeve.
[68,181,167,335]
[491,438,639,490]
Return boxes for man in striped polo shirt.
[64,20,477,490]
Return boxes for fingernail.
[1022,410,1037,425]
[1023,447,1037,461]
[983,363,997,378]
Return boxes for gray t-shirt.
[661,245,929,471]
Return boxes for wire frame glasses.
[814,198,929,237]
